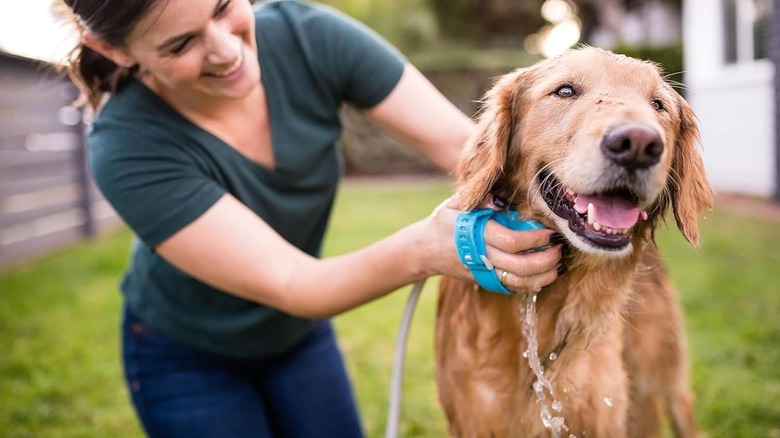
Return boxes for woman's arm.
[364,64,476,173]
[155,62,562,319]
[155,194,562,320]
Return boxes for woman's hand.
[423,195,565,294]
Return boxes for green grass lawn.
[1,178,779,437]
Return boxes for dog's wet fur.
[436,47,713,437]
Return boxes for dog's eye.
[650,99,665,111]
[555,85,576,98]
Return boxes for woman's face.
[123,0,260,103]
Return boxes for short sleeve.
[88,127,226,248]
[291,2,407,108]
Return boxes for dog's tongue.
[574,194,641,229]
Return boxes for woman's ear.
[82,32,136,68]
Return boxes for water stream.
[518,292,573,438]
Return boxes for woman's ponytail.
[60,0,155,111]
[65,44,138,110]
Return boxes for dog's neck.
[533,226,654,361]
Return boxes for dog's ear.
[667,94,714,246]
[455,68,530,210]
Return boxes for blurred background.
[1,0,779,437]
[0,0,776,268]
[1,0,778,268]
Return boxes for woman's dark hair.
[62,0,159,110]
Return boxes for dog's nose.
[601,122,664,169]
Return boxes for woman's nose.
[204,23,238,64]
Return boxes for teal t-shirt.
[88,0,405,358]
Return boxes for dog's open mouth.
[540,171,649,250]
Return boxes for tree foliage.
[428,0,546,45]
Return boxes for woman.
[61,0,565,436]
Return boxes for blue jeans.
[122,306,364,438]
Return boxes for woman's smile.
[204,48,245,80]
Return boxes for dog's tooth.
[640,210,648,221]
[593,221,602,232]
[587,203,595,225]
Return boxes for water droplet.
[552,400,562,412]
[569,434,577,438]
[533,381,544,393]
[549,352,558,361]
[603,395,613,407]
[563,387,572,394]
[540,405,552,427]
[523,351,528,358]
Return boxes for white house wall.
[683,0,777,197]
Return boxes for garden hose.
[385,279,426,438]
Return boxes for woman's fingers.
[483,219,566,293]
[495,261,565,294]
[487,243,563,280]
[483,220,558,253]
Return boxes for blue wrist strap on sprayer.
[455,208,546,295]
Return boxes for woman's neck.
[140,75,263,123]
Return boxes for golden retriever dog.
[436,47,713,437]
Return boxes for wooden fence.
[0,53,118,270]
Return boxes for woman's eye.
[650,99,665,111]
[555,85,576,98]
[170,37,193,55]
[216,0,231,16]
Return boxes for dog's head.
[456,47,713,256]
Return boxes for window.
[723,0,772,64]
